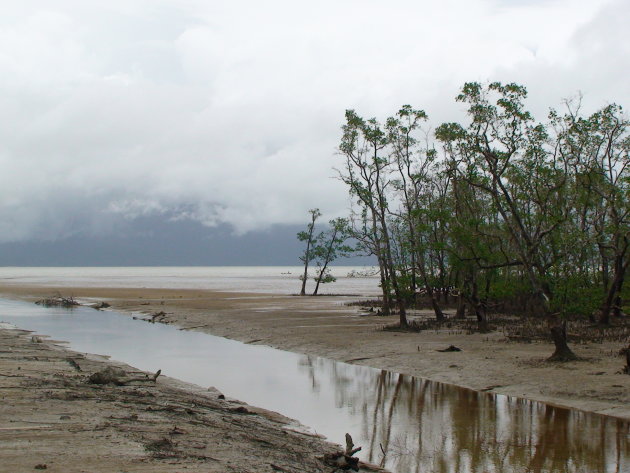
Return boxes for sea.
[0,267,628,472]
[0,265,381,295]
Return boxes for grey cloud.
[0,0,626,245]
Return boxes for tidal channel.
[1,299,627,473]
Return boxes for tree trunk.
[612,285,624,318]
[613,246,628,318]
[377,257,391,316]
[483,274,492,308]
[378,214,407,327]
[298,209,322,296]
[470,278,489,332]
[547,321,578,361]
[312,280,320,296]
[300,241,313,296]
[437,251,448,304]
[416,253,444,323]
[427,285,445,323]
[300,269,309,296]
[532,284,578,361]
[598,280,617,325]
[407,222,418,295]
[455,292,466,319]
[474,308,488,332]
[599,244,610,292]
[312,264,327,296]
[599,253,629,324]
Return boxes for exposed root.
[323,433,361,471]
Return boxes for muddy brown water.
[1,299,627,473]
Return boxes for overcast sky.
[1,0,628,245]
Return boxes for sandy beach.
[1,284,403,473]
[0,323,356,473]
[2,283,628,423]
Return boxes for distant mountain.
[0,216,374,267]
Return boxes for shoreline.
[1,284,628,422]
[0,324,355,472]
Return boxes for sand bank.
[1,284,628,422]
[0,321,388,472]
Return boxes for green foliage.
[551,276,602,318]
[314,267,336,284]
[297,208,322,264]
[335,81,629,322]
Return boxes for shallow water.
[1,299,628,473]
[0,266,381,295]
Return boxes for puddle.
[0,299,627,473]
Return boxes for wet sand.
[1,284,629,423]
[0,325,354,473]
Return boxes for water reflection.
[299,355,629,473]
[1,299,627,473]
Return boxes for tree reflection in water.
[298,355,629,473]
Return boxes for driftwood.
[89,302,110,310]
[35,294,79,308]
[323,433,361,471]
[88,367,161,386]
[437,345,462,352]
[179,324,211,331]
[150,311,167,323]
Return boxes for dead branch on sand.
[323,433,362,471]
[88,366,161,386]
[35,293,79,308]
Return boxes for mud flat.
[0,323,378,473]
[1,283,629,424]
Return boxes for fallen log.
[88,367,162,386]
[437,345,462,352]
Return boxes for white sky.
[0,0,628,241]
